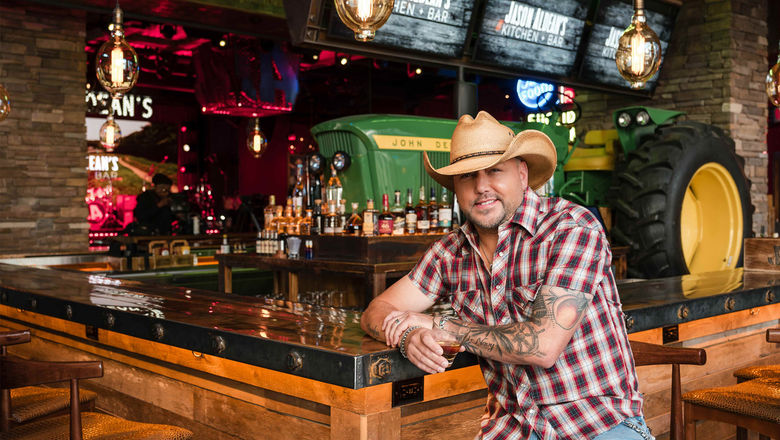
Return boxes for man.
[361,112,649,439]
[133,173,174,235]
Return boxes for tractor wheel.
[611,121,752,278]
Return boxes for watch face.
[308,153,324,175]
[332,151,351,171]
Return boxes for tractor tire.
[611,121,752,279]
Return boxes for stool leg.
[684,402,696,440]
[736,427,747,440]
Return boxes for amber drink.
[437,341,461,366]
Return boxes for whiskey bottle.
[263,195,276,230]
[415,186,430,234]
[323,200,338,235]
[326,165,342,206]
[428,187,439,233]
[438,187,452,232]
[404,188,417,234]
[362,199,377,237]
[311,199,323,235]
[292,163,306,211]
[345,202,363,235]
[391,190,405,236]
[335,199,345,235]
[377,193,394,236]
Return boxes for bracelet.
[399,326,422,359]
[438,314,454,331]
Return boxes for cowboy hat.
[423,111,557,191]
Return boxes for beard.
[462,195,515,230]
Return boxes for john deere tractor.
[558,107,752,278]
[311,107,753,279]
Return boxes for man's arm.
[360,276,436,343]
[441,285,593,368]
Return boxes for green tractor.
[558,107,752,278]
[311,107,753,279]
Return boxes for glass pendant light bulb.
[766,42,780,107]
[615,0,662,89]
[100,114,121,152]
[334,0,394,42]
[96,2,139,97]
[0,83,9,122]
[247,118,268,159]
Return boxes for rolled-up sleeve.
[544,226,608,294]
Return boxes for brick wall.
[0,1,88,253]
[576,0,769,235]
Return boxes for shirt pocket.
[507,282,542,323]
[451,289,486,325]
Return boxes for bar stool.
[0,336,193,439]
[0,330,97,430]
[733,329,780,382]
[629,340,707,440]
[682,329,780,440]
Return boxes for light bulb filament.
[253,134,262,152]
[630,31,645,75]
[357,0,373,21]
[106,125,115,146]
[110,46,124,85]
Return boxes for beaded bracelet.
[438,314,454,331]
[399,325,422,359]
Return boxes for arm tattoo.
[547,287,592,330]
[367,324,383,340]
[447,320,546,361]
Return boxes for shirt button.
[528,408,536,416]
[498,251,504,257]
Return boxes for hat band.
[450,150,505,164]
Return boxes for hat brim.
[424,129,557,192]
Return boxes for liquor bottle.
[326,165,342,206]
[263,195,276,230]
[335,199,346,234]
[311,199,323,235]
[219,234,231,254]
[362,199,377,237]
[438,187,453,232]
[301,209,313,235]
[323,200,338,235]
[268,205,283,232]
[293,164,306,211]
[378,193,394,235]
[277,199,293,234]
[309,173,321,208]
[391,190,405,236]
[345,202,363,235]
[256,232,263,254]
[416,186,430,234]
[404,188,417,234]
[286,205,301,235]
[428,187,439,233]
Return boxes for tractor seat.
[563,129,618,172]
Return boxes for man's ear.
[516,158,529,187]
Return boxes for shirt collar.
[459,187,542,242]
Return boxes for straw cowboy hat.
[423,111,557,191]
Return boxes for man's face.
[154,184,171,198]
[453,158,528,232]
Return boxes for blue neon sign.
[516,80,555,109]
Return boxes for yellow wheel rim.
[680,162,743,273]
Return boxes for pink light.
[179,166,186,173]
[288,134,296,141]
[180,126,187,132]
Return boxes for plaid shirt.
[409,188,643,440]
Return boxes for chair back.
[629,340,707,440]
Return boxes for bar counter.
[0,262,779,438]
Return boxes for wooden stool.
[0,349,193,439]
[629,340,707,440]
[0,330,97,430]
[682,377,780,439]
[731,328,780,440]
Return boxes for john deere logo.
[373,135,451,152]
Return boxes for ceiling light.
[95,1,139,98]
[615,0,662,89]
[333,0,394,42]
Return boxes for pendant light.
[247,118,268,159]
[615,0,662,89]
[333,0,394,42]
[95,1,139,97]
[100,108,121,152]
[0,82,9,122]
[766,41,780,107]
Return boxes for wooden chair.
[0,341,193,439]
[629,340,707,440]
[683,328,780,440]
[0,330,97,430]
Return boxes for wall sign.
[85,90,154,119]
[473,0,589,77]
[328,0,475,58]
[578,0,676,90]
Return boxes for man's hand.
[157,196,171,208]
[382,311,434,347]
[403,328,464,374]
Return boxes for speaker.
[454,80,478,118]
[283,0,325,46]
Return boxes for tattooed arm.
[361,276,435,344]
[442,285,594,368]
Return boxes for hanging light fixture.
[95,1,139,97]
[766,42,780,107]
[615,0,662,89]
[247,118,268,159]
[333,0,394,42]
[0,82,9,122]
[100,110,121,152]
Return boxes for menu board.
[472,0,590,77]
[328,0,475,59]
[579,0,677,90]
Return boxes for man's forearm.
[360,299,397,341]
[443,319,549,366]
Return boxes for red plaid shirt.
[409,188,643,440]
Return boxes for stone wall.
[576,0,769,235]
[0,1,88,253]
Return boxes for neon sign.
[516,80,555,109]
